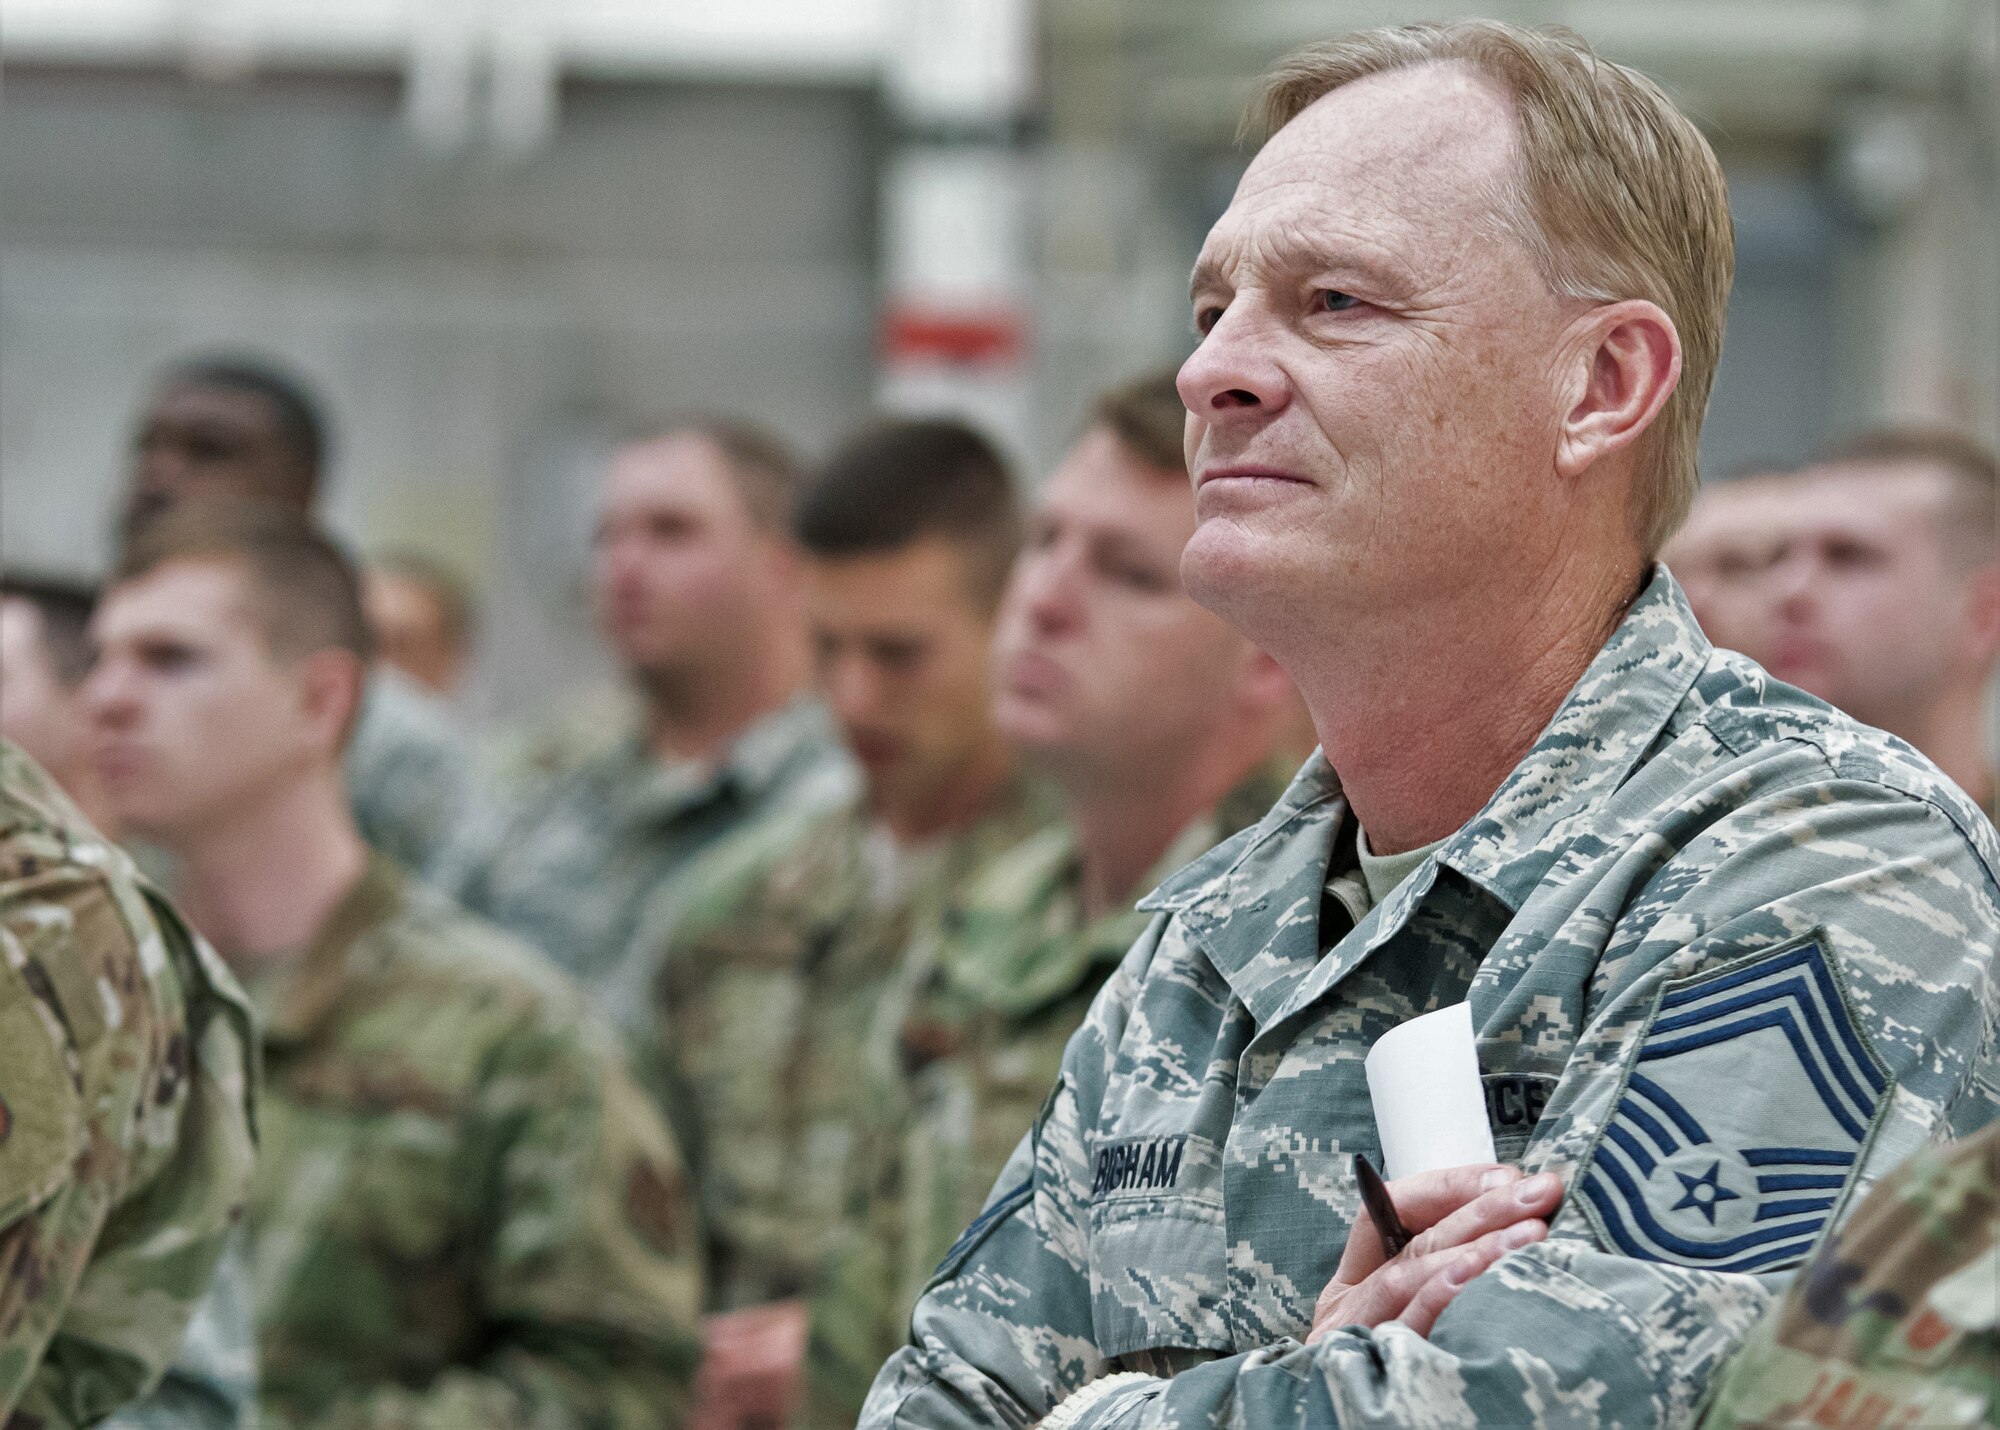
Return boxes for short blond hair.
[1252,20,1734,556]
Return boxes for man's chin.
[993,700,1074,758]
[1182,523,1293,624]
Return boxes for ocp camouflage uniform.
[0,740,258,1427]
[104,1236,259,1430]
[1701,1120,1999,1428]
[808,760,1298,1420]
[344,667,471,880]
[646,774,1055,1314]
[237,852,703,1430]
[860,569,2000,1430]
[440,696,854,1002]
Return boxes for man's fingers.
[1405,1171,1564,1259]
[1316,1214,1553,1342]
[1396,1218,1552,1338]
[1393,1249,1488,1340]
[1379,1163,1522,1231]
[1315,1169,1564,1342]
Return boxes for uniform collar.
[247,851,406,1046]
[1142,567,1709,1026]
[610,695,837,826]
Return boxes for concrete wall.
[0,68,881,718]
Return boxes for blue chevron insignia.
[1580,938,1889,1274]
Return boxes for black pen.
[1353,1152,1412,1259]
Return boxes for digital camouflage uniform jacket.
[237,853,703,1430]
[859,570,2000,1430]
[645,773,1055,1314]
[0,740,258,1428]
[440,696,854,1002]
[809,759,1300,1420]
[343,668,471,881]
[1701,1119,1999,1428]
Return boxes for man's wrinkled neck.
[1289,552,1646,857]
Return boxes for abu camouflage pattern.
[807,761,1296,1422]
[859,569,2000,1430]
[0,740,259,1428]
[342,667,471,880]
[439,696,854,1002]
[472,685,641,809]
[236,853,703,1430]
[1701,1121,1999,1429]
[644,773,1054,1315]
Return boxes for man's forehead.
[1765,466,1952,547]
[1205,62,1520,261]
[100,560,253,636]
[810,535,973,595]
[1044,438,1189,529]
[603,435,735,510]
[146,382,279,432]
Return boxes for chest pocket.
[1087,1132,1233,1360]
[261,1059,467,1272]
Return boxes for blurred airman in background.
[363,550,476,700]
[121,356,471,877]
[84,501,704,1430]
[638,417,1051,1430]
[438,421,853,1004]
[807,372,1302,1421]
[1729,428,2000,819]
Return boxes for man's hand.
[1307,1165,1564,1343]
[690,1299,809,1430]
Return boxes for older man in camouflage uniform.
[441,421,852,1003]
[1701,1119,1999,1429]
[84,503,703,1429]
[860,21,2000,1430]
[0,740,258,1427]
[808,373,1304,1420]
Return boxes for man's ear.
[295,648,368,757]
[1554,300,1682,483]
[1959,562,2000,670]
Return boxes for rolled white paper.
[1364,1001,1496,1180]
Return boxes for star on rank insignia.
[1670,1161,1739,1224]
[1579,935,1891,1274]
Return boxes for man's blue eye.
[1319,291,1358,312]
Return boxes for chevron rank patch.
[1580,936,1891,1275]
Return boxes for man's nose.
[1765,554,1822,622]
[81,664,137,727]
[824,655,882,724]
[133,442,191,495]
[595,535,645,587]
[1177,305,1291,425]
[1017,552,1084,637]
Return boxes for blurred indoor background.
[3,0,1996,721]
